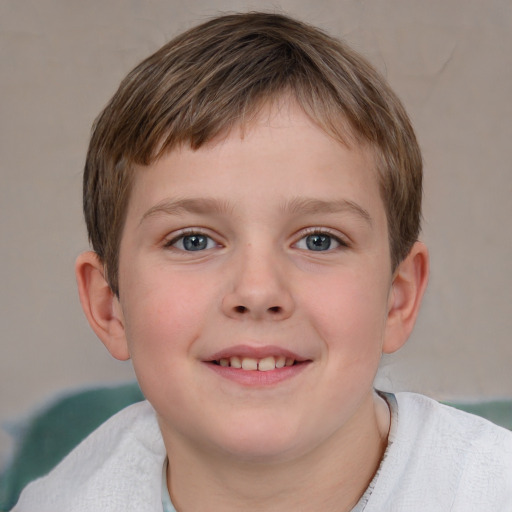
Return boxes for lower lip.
[205,362,310,386]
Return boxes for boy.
[13,11,512,511]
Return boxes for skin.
[76,99,429,511]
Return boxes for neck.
[162,391,390,512]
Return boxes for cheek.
[120,265,215,357]
[303,267,390,354]
[120,269,213,411]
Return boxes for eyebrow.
[140,196,372,225]
[282,197,372,225]
[140,197,234,224]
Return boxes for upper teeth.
[218,356,295,371]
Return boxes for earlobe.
[383,241,429,354]
[75,251,130,361]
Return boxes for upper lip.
[206,345,309,362]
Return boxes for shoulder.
[12,401,166,512]
[402,392,512,501]
[394,391,512,453]
[366,392,512,511]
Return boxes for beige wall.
[1,0,511,464]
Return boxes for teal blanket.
[0,383,144,511]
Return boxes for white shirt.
[13,393,512,511]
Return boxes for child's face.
[115,100,397,461]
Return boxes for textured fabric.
[11,393,512,511]
[3,384,511,511]
[360,393,512,511]
[0,382,145,511]
[12,401,166,512]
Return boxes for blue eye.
[170,233,216,251]
[295,232,342,251]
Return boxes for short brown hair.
[84,12,422,296]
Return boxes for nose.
[221,245,295,321]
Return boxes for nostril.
[231,305,285,316]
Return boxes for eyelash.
[164,229,218,251]
[294,228,349,251]
[164,227,349,253]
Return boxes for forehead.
[126,100,382,222]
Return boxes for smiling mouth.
[212,356,301,371]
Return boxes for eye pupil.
[183,235,208,251]
[306,234,331,251]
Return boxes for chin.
[208,417,309,463]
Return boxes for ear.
[382,241,429,354]
[75,251,130,361]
